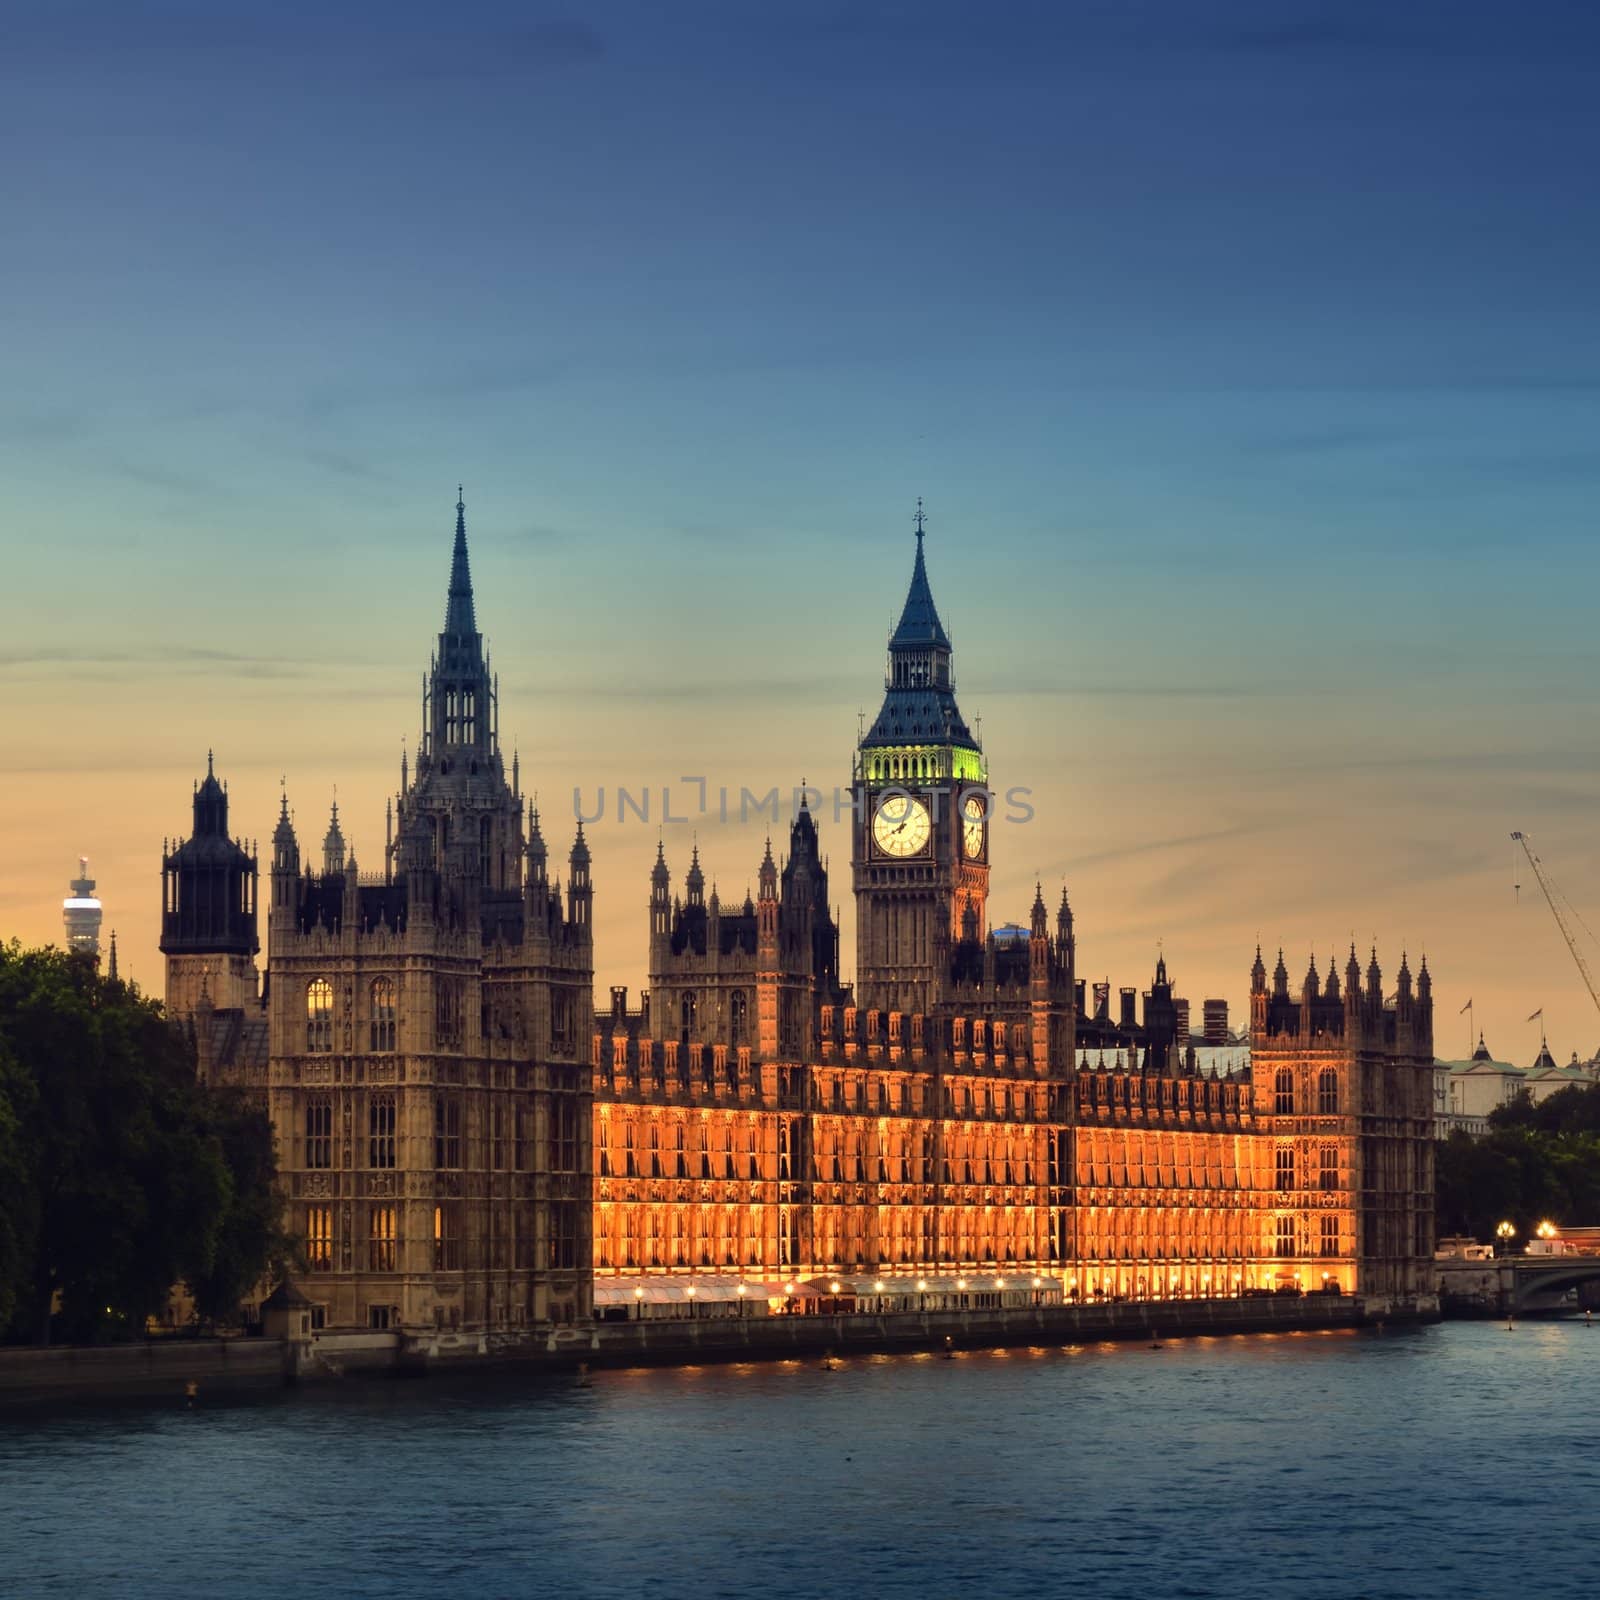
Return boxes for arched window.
[680,992,696,1044]
[370,978,397,1052]
[1318,1068,1338,1115]
[730,989,747,1045]
[1319,1145,1338,1191]
[1274,1067,1294,1115]
[306,979,333,1053]
[369,1094,396,1168]
[305,1096,332,1169]
[1275,1145,1295,1192]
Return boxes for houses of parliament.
[156,494,1436,1336]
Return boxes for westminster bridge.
[1436,1253,1600,1315]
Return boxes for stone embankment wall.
[2,1292,1437,1407]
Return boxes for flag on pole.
[1527,1008,1543,1022]
[1459,999,1473,1014]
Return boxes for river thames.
[3,1320,1591,1599]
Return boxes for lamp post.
[1495,1219,1517,1259]
[686,1282,697,1319]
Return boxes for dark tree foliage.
[0,941,283,1344]
[1437,1082,1600,1242]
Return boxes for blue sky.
[4,0,1600,1058]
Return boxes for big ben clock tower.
[852,505,989,1015]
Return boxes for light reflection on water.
[2,1321,1593,1599]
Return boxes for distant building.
[62,856,102,961]
[1203,998,1229,1045]
[1174,997,1191,1046]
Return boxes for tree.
[183,1091,291,1329]
[0,942,281,1343]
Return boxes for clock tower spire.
[851,503,989,1014]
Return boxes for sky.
[3,0,1600,1064]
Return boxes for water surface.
[3,1321,1590,1598]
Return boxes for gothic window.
[1318,1069,1339,1115]
[549,991,573,1050]
[1275,1215,1295,1258]
[369,1205,396,1272]
[553,1097,579,1173]
[1274,1068,1295,1115]
[434,1095,462,1169]
[492,1102,506,1170]
[370,978,397,1052]
[516,1105,530,1172]
[480,816,492,887]
[369,1095,396,1169]
[550,1201,579,1270]
[436,980,463,1051]
[680,992,697,1044]
[674,1124,687,1179]
[624,1122,637,1178]
[433,1203,461,1270]
[649,1125,662,1179]
[1320,1215,1339,1257]
[1275,1145,1296,1192]
[1319,1145,1338,1191]
[778,1120,792,1181]
[306,1205,333,1271]
[306,979,334,1053]
[730,989,747,1046]
[305,1097,333,1169]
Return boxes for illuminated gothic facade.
[162,495,1436,1332]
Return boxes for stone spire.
[445,485,476,638]
[427,489,493,756]
[1251,943,1267,995]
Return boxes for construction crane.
[1511,830,1600,1025]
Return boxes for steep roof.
[888,529,951,650]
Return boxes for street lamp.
[1536,1220,1558,1241]
[686,1283,697,1319]
[1495,1220,1517,1257]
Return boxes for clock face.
[962,792,986,858]
[874,793,931,857]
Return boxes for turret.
[162,754,261,1018]
[1250,944,1267,996]
[685,842,705,908]
[567,822,592,934]
[322,796,346,877]
[1302,953,1319,1007]
[649,840,671,948]
[343,849,361,928]
[271,791,299,917]
[525,801,547,887]
[1272,948,1289,1000]
[1366,947,1383,1017]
